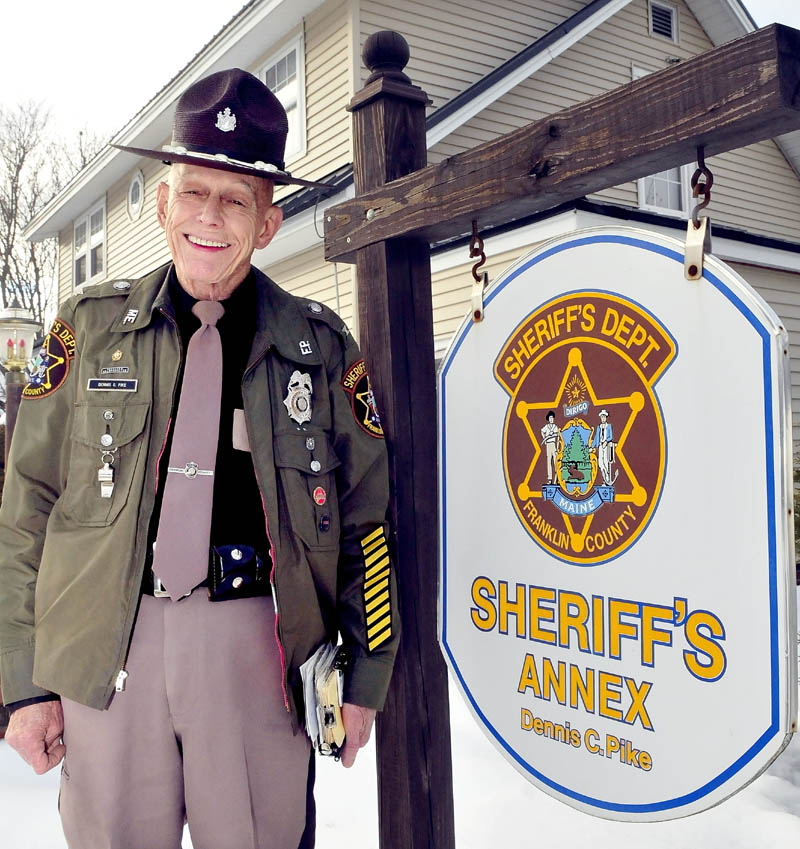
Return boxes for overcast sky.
[1,0,248,141]
[1,0,798,143]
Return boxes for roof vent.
[650,1,676,41]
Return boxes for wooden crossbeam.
[325,24,800,263]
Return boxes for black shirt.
[146,270,269,559]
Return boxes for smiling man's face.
[156,163,282,300]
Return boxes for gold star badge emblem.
[495,291,676,564]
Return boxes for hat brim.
[113,144,334,190]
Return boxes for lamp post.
[0,298,41,464]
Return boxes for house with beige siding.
[24,0,800,438]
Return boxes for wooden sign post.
[331,23,800,849]
[345,31,455,849]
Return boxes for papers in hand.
[300,642,347,758]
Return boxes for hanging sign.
[438,227,796,821]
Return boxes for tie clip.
[167,461,214,479]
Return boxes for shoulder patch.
[23,318,76,400]
[342,359,383,438]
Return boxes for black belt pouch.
[209,544,270,602]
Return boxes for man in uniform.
[591,408,615,486]
[0,69,399,849]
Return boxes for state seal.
[494,292,676,564]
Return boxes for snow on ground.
[3,685,800,849]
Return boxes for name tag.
[87,379,138,392]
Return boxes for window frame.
[73,197,107,290]
[258,33,306,164]
[637,164,692,217]
[648,0,679,44]
[126,169,145,222]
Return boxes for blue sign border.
[439,233,779,813]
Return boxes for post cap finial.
[363,30,411,84]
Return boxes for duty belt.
[142,543,271,602]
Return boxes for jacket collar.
[110,262,322,365]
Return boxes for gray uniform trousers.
[59,591,310,849]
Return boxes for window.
[74,198,106,288]
[649,0,678,42]
[639,167,690,213]
[127,170,145,222]
[632,66,689,216]
[259,35,306,163]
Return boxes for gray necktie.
[152,299,224,600]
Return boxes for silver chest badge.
[283,370,313,425]
[216,107,237,132]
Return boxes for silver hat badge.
[216,107,237,133]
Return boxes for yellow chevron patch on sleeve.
[361,527,392,653]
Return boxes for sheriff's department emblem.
[342,359,383,438]
[494,292,676,564]
[23,318,76,400]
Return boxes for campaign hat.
[114,69,330,189]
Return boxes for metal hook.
[469,220,489,322]
[690,146,713,229]
[685,146,713,281]
[470,220,487,283]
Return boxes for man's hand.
[5,701,65,774]
[340,702,376,768]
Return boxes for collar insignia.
[122,309,139,325]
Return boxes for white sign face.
[438,227,797,821]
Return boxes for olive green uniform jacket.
[0,264,399,726]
